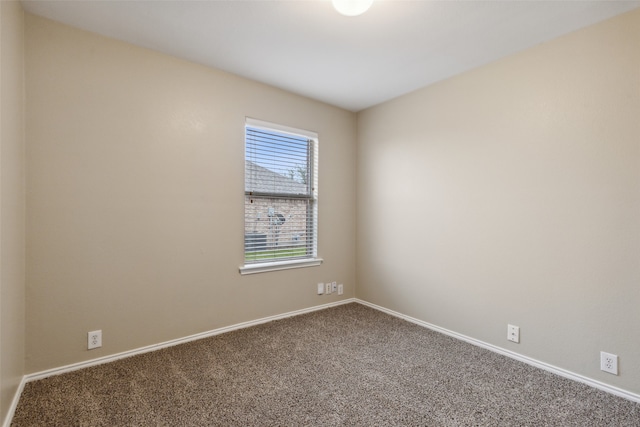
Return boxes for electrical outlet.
[331,281,337,292]
[600,351,618,375]
[507,324,520,343]
[338,284,344,295]
[317,283,324,295]
[325,282,332,294]
[88,330,102,350]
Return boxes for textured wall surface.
[25,14,356,373]
[357,9,640,395]
[0,0,26,423]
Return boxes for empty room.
[1,0,639,425]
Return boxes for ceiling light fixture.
[332,0,373,17]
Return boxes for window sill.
[239,258,323,275]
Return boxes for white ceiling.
[21,0,640,112]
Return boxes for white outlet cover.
[317,283,324,295]
[88,330,102,350]
[338,284,344,295]
[325,283,332,294]
[600,351,618,375]
[507,324,520,343]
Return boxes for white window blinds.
[244,119,318,265]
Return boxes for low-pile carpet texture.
[12,303,640,426]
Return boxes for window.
[240,118,321,274]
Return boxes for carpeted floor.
[12,303,640,426]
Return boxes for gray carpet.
[12,303,640,426]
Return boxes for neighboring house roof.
[245,160,308,195]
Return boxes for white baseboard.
[25,298,355,383]
[2,376,26,427]
[355,298,640,404]
[7,295,637,427]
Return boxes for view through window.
[244,119,318,266]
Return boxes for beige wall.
[25,14,356,373]
[357,9,640,394]
[0,0,26,423]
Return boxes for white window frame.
[240,118,322,275]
